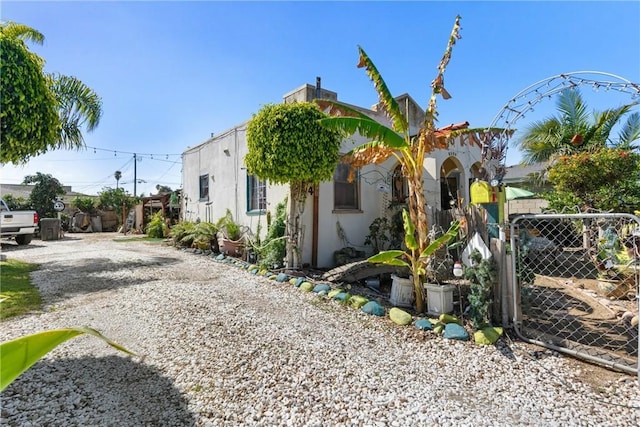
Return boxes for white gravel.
[1,233,639,426]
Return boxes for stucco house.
[181,81,487,269]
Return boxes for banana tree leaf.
[420,221,461,258]
[357,46,408,135]
[318,117,406,149]
[1,327,137,392]
[368,250,405,263]
[315,99,375,121]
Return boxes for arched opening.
[440,157,465,210]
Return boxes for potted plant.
[368,208,461,313]
[216,209,245,256]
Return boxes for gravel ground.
[1,233,639,426]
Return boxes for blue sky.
[1,1,639,196]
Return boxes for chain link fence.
[510,213,639,375]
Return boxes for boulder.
[348,295,369,308]
[313,284,331,293]
[276,273,289,282]
[299,282,314,292]
[474,327,503,345]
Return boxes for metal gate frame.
[510,213,639,376]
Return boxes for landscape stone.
[299,282,314,292]
[473,327,503,345]
[389,307,412,325]
[276,273,289,282]
[313,284,331,293]
[348,295,368,308]
[361,301,385,316]
[294,277,306,287]
[328,289,343,299]
[414,319,434,330]
[443,323,470,341]
[333,292,351,302]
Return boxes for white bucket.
[390,275,414,308]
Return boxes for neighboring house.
[503,162,550,217]
[182,81,488,268]
[0,183,96,217]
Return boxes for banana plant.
[317,16,469,313]
[368,209,461,312]
[1,327,137,391]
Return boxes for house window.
[391,164,408,203]
[333,162,360,210]
[199,174,209,201]
[247,174,267,212]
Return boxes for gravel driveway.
[1,233,638,426]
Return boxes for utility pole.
[133,153,137,197]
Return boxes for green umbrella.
[505,186,535,200]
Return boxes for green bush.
[73,196,96,214]
[256,199,287,269]
[145,211,168,238]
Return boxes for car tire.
[15,234,33,245]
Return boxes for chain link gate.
[510,213,639,375]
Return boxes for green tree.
[245,102,342,268]
[2,194,32,211]
[0,21,103,165]
[22,172,65,219]
[546,148,640,213]
[0,22,59,164]
[98,187,138,221]
[72,196,96,214]
[515,88,640,165]
[114,170,122,189]
[155,184,172,194]
[317,16,469,312]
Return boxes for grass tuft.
[1,259,41,319]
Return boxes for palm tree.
[114,170,122,189]
[0,21,102,162]
[317,16,470,313]
[48,73,102,149]
[516,88,640,165]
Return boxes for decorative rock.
[362,301,385,316]
[443,323,470,341]
[439,313,460,325]
[333,292,351,302]
[299,282,314,292]
[268,275,277,280]
[348,295,368,308]
[474,327,503,345]
[389,307,412,325]
[276,273,289,283]
[289,278,298,285]
[414,319,433,330]
[317,290,328,297]
[294,277,306,287]
[313,284,331,293]
[328,289,343,299]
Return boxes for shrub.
[145,211,167,238]
[256,199,287,269]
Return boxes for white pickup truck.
[0,199,39,245]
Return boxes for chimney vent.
[315,77,321,99]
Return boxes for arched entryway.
[440,157,466,210]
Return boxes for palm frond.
[357,46,408,134]
[0,22,44,44]
[318,117,407,149]
[556,88,588,129]
[616,112,640,148]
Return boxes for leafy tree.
[317,16,470,312]
[0,22,59,164]
[155,184,172,194]
[0,21,102,165]
[245,102,342,268]
[546,148,640,213]
[98,187,138,220]
[72,196,96,214]
[114,170,122,189]
[2,194,32,211]
[22,173,65,219]
[516,88,640,165]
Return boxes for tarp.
[505,186,535,200]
